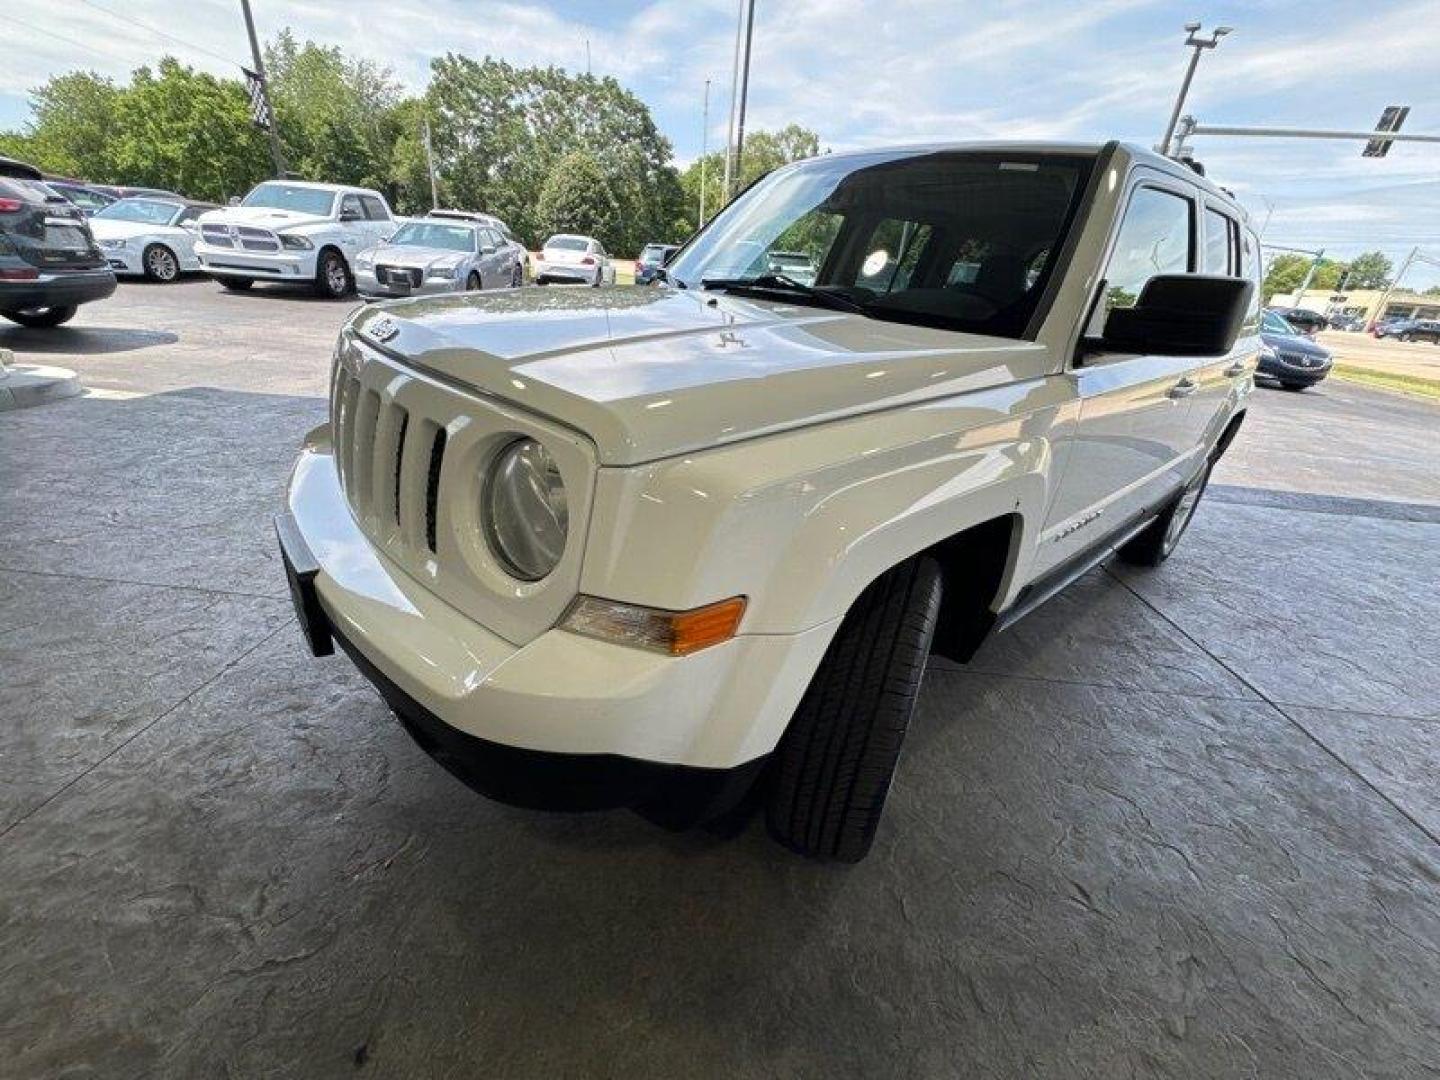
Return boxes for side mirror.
[338,208,361,222]
[1090,274,1253,359]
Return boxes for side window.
[360,195,389,221]
[1203,207,1235,274]
[340,194,363,220]
[483,228,502,250]
[1089,185,1193,334]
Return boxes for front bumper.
[1258,351,1332,385]
[279,428,835,814]
[0,266,116,311]
[355,267,459,300]
[194,242,315,280]
[100,246,144,275]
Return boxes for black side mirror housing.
[338,208,361,222]
[1094,274,1254,358]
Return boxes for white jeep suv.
[276,142,1259,861]
[195,181,402,298]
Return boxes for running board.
[993,512,1156,633]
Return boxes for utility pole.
[1158,23,1232,157]
[733,0,757,185]
[699,79,711,228]
[239,0,286,177]
[1295,248,1326,299]
[423,118,439,209]
[1366,246,1419,329]
[721,0,745,201]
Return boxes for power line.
[74,0,247,69]
[8,14,149,67]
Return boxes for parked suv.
[194,181,402,298]
[635,242,679,284]
[276,142,1258,862]
[1379,318,1440,343]
[0,157,116,328]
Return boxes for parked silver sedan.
[354,217,522,300]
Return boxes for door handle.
[1224,361,1248,377]
[1167,377,1198,399]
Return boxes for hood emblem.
[367,317,400,343]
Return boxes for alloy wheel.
[146,246,178,282]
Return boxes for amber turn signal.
[559,595,747,655]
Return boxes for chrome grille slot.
[200,223,234,248]
[237,226,280,252]
[424,425,447,554]
[351,389,382,517]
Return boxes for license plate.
[274,513,334,657]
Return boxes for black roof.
[0,156,43,180]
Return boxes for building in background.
[1270,288,1440,324]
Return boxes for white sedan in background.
[535,234,615,286]
[89,196,217,282]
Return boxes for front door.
[1038,179,1204,575]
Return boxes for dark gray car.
[0,157,116,328]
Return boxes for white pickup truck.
[194,181,402,298]
[275,141,1259,862]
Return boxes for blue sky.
[8,0,1440,287]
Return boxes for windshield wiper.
[700,273,870,315]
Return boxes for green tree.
[1343,250,1392,289]
[265,30,404,192]
[110,59,270,201]
[535,151,622,246]
[426,56,681,252]
[0,71,121,177]
[679,124,823,230]
[1261,254,1345,302]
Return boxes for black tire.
[314,249,352,299]
[218,277,254,291]
[466,271,481,291]
[142,243,179,283]
[511,263,523,288]
[766,556,942,863]
[1280,381,1308,392]
[3,305,78,328]
[1118,461,1211,567]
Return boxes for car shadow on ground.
[0,326,179,356]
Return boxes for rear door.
[1188,202,1256,449]
[1037,177,1203,575]
[479,227,507,287]
[337,193,368,255]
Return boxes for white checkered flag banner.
[243,68,273,132]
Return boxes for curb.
[0,354,84,411]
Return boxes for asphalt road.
[2,277,1438,1079]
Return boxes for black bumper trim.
[333,627,767,826]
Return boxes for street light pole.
[1366,246,1419,329]
[732,0,757,186]
[239,0,286,178]
[699,79,711,228]
[721,0,745,201]
[1158,23,1232,157]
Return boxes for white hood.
[198,205,330,230]
[89,217,180,241]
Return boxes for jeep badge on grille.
[366,317,400,343]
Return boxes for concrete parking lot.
[3,278,1439,1078]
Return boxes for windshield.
[241,183,335,215]
[667,149,1094,338]
[1262,311,1298,336]
[390,222,475,252]
[94,198,181,225]
[546,236,589,251]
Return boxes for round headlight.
[484,438,568,580]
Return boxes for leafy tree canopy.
[535,151,623,245]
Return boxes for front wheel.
[766,556,942,863]
[1119,461,1211,567]
[314,250,352,299]
[2,305,78,328]
[466,271,481,291]
[142,243,179,282]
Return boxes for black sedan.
[1258,309,1332,391]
